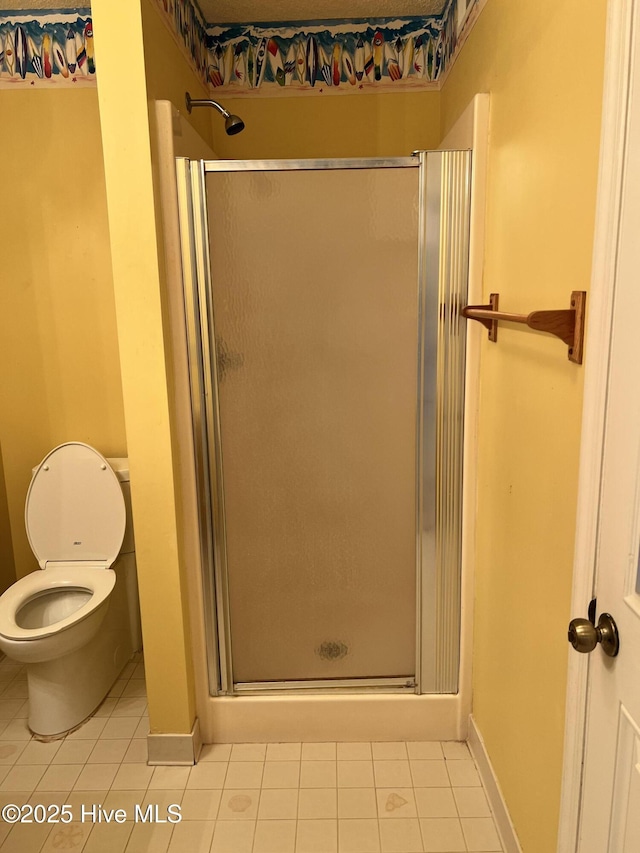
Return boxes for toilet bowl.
[0,442,140,737]
[0,567,116,664]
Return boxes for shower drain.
[316,640,349,660]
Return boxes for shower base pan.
[200,693,466,744]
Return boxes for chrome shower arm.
[185,93,230,118]
[184,92,245,135]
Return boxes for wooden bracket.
[462,291,586,364]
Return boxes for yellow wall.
[440,2,607,850]
[140,0,214,150]
[213,91,440,159]
[0,89,126,582]
[140,0,213,447]
[139,0,218,733]
[92,0,200,735]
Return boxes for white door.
[573,0,640,848]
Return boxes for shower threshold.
[232,676,416,695]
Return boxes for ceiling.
[198,1,449,24]
[0,1,449,22]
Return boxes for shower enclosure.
[176,152,471,699]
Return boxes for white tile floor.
[0,656,503,852]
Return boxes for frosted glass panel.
[206,167,419,683]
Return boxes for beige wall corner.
[440,1,608,851]
[140,0,220,734]
[150,101,215,731]
[439,93,491,740]
[92,0,195,735]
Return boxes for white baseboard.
[147,717,202,765]
[468,715,522,853]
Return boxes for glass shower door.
[178,151,471,695]
[206,164,419,686]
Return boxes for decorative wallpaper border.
[0,0,483,95]
[153,0,483,98]
[0,9,95,88]
[204,17,448,95]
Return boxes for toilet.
[0,442,141,738]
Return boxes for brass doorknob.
[568,613,619,657]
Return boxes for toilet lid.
[25,443,126,569]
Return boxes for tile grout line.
[0,660,503,853]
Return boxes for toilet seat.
[0,566,116,642]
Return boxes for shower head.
[224,113,245,135]
[185,92,245,136]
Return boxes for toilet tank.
[106,457,142,653]
[106,458,135,555]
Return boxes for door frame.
[557,0,636,849]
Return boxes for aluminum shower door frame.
[177,154,469,697]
